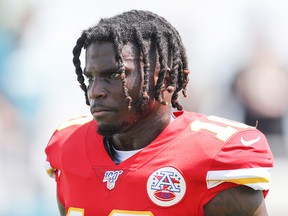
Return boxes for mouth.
[90,106,117,118]
[92,110,113,118]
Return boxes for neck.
[111,108,172,151]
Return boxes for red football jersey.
[45,111,273,216]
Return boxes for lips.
[90,105,117,118]
[92,110,112,118]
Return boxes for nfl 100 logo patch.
[103,170,123,190]
[147,167,186,207]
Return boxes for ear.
[160,69,173,106]
[163,68,176,93]
[163,67,170,87]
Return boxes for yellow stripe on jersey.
[224,177,270,185]
[44,161,56,179]
[109,210,154,216]
[206,167,272,190]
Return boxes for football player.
[45,10,273,216]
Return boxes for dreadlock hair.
[72,10,190,111]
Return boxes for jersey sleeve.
[44,115,93,179]
[206,128,273,192]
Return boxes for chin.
[97,124,119,136]
[97,121,129,136]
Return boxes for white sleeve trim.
[206,167,272,190]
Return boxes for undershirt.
[113,147,142,164]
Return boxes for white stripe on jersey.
[206,167,272,190]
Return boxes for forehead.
[85,42,139,71]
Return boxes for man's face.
[84,42,158,136]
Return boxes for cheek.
[111,85,127,104]
[125,76,143,98]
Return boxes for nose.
[88,79,107,100]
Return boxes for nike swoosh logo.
[241,136,261,146]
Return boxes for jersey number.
[191,115,250,142]
[66,208,154,216]
[66,207,84,216]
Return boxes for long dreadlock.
[72,10,189,110]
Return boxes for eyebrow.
[83,66,121,77]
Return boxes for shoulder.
[45,115,95,172]
[177,111,262,140]
[178,111,273,163]
[182,111,267,145]
[194,115,273,192]
[180,112,273,187]
[46,115,95,149]
[55,115,94,132]
[172,112,271,165]
[49,115,94,141]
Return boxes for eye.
[106,72,122,79]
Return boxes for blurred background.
[0,0,287,215]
